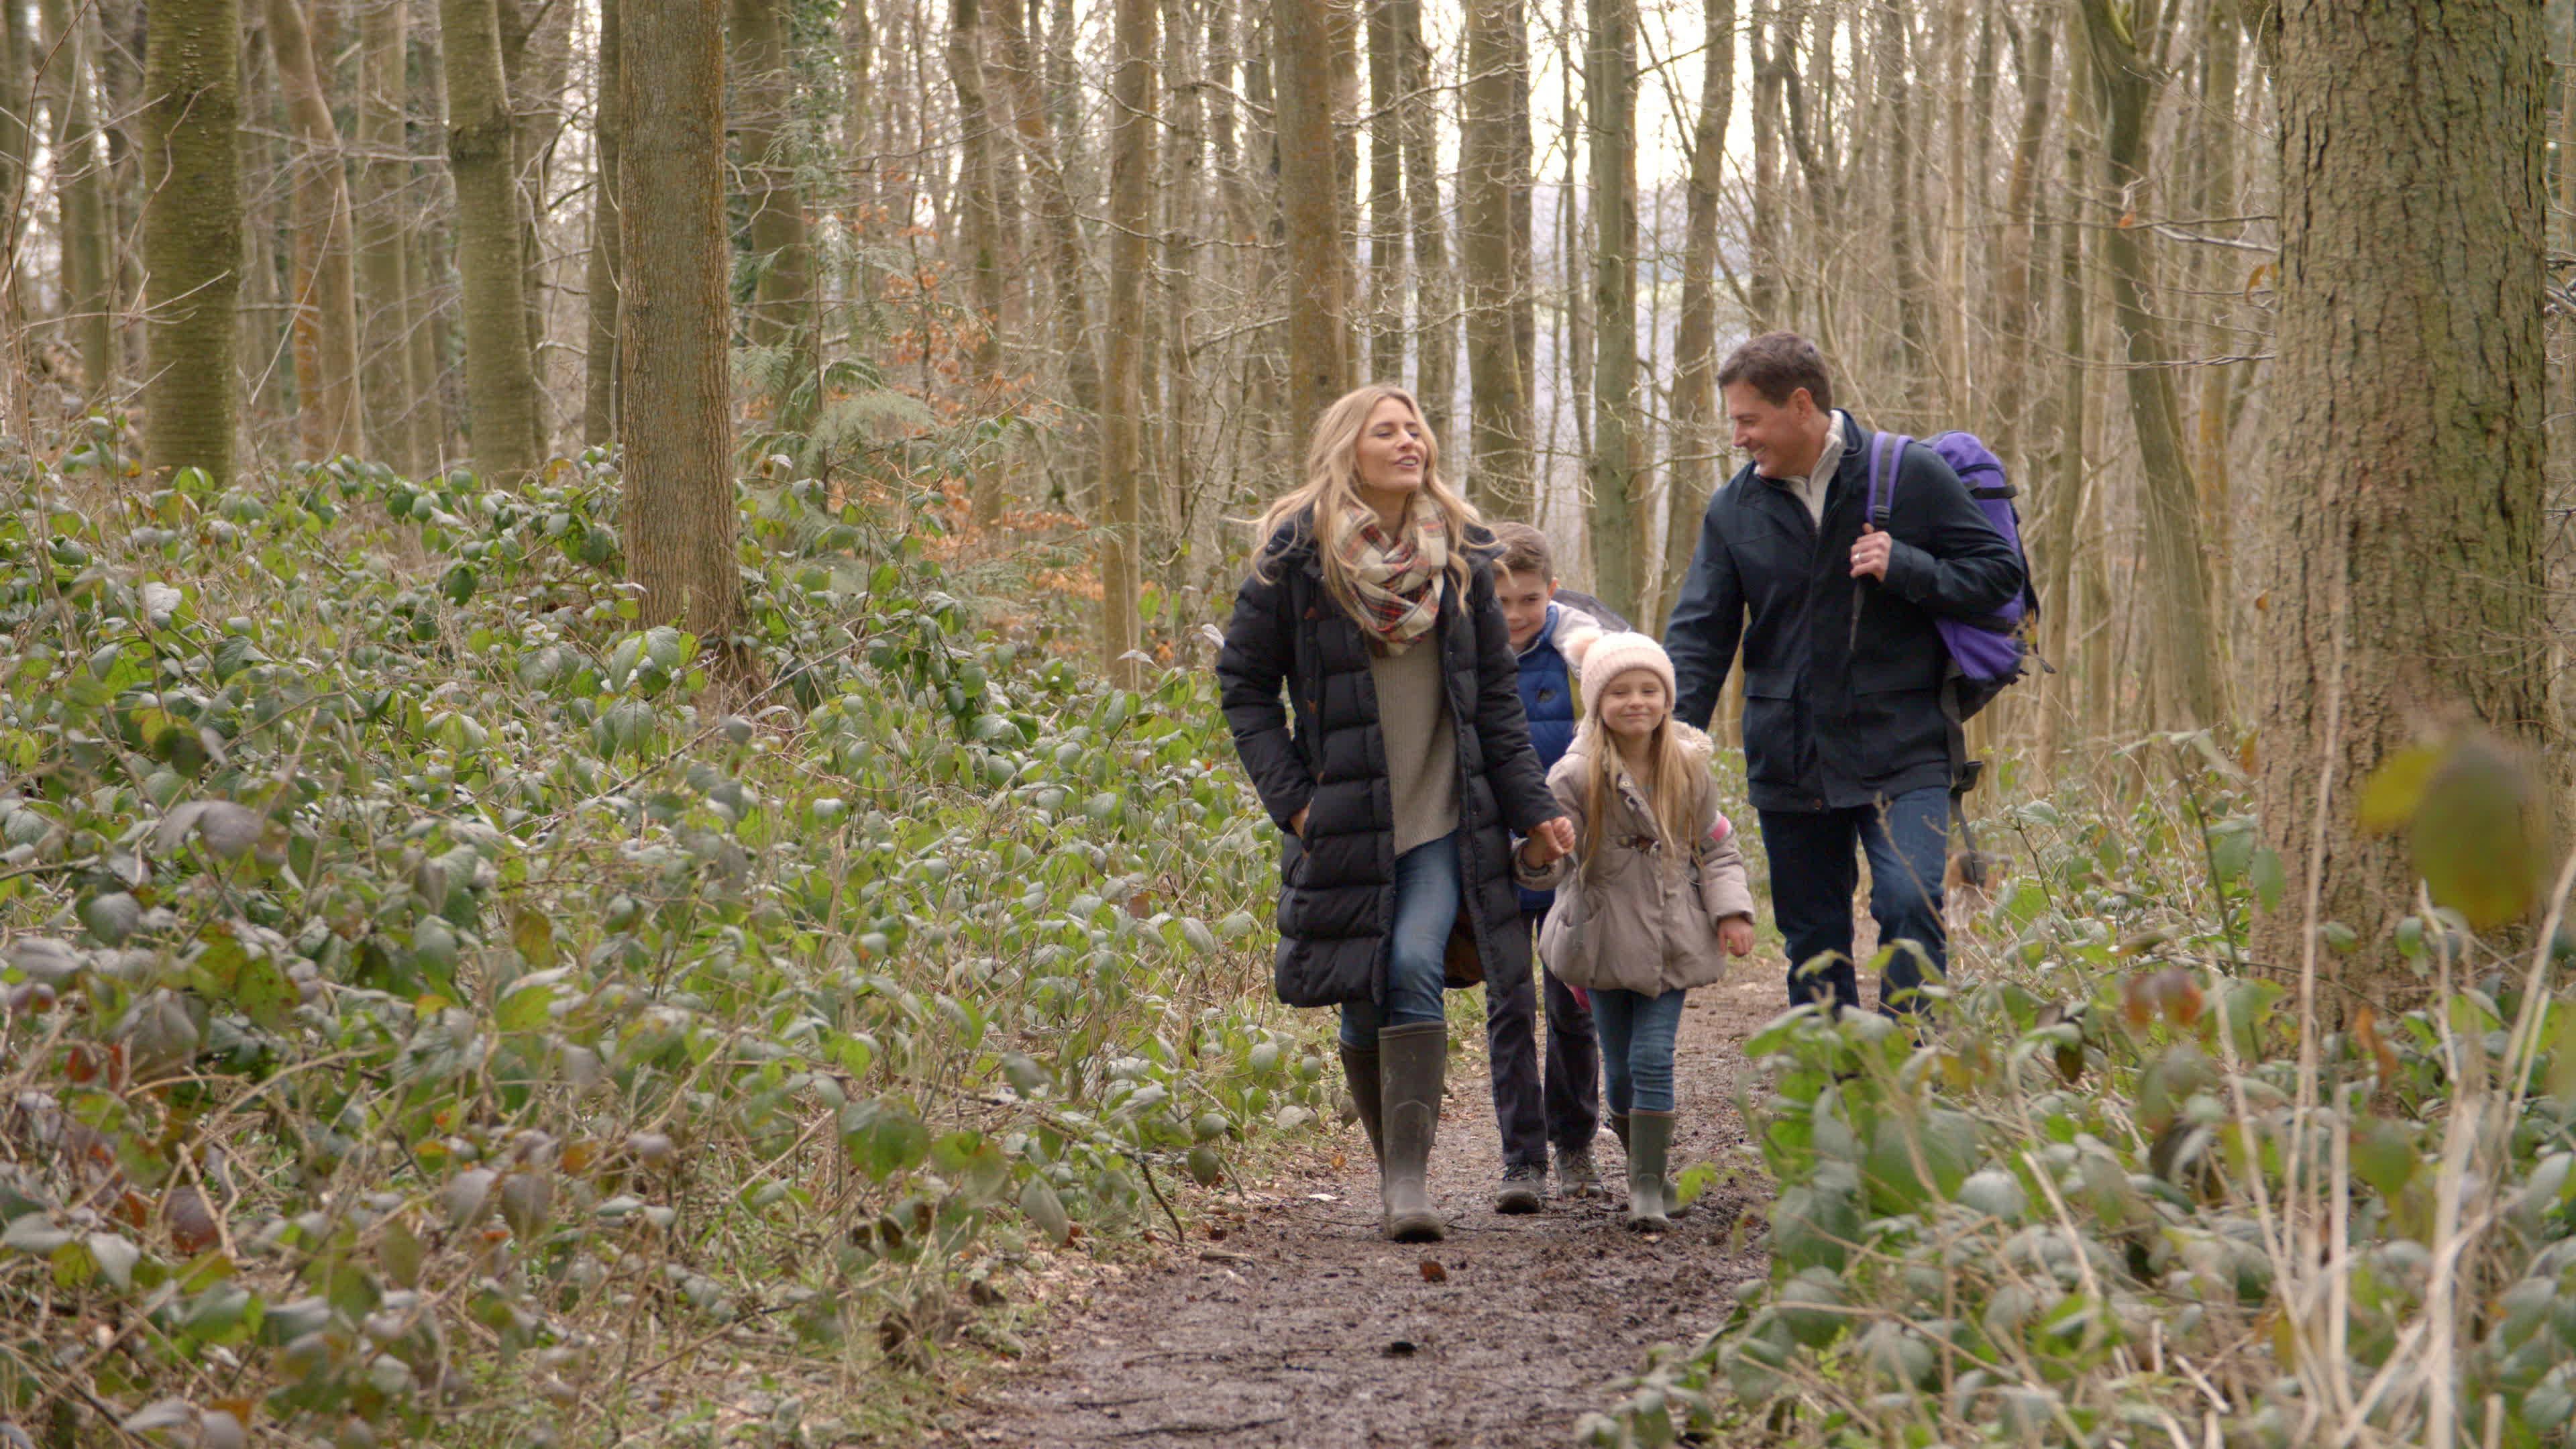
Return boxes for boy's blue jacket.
[1513,598,1607,914]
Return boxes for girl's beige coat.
[1514,727,1755,996]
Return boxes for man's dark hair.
[1717,331,1833,413]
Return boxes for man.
[1662,333,2023,1016]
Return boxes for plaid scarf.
[1333,496,1448,653]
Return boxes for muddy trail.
[957,970,1785,1448]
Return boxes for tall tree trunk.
[1327,0,1360,388]
[2191,0,2243,618]
[441,0,542,478]
[1099,0,1155,686]
[1365,0,1403,381]
[411,29,452,464]
[359,0,427,471]
[266,0,366,460]
[1159,0,1201,543]
[842,0,876,347]
[1748,14,1783,330]
[39,0,112,396]
[735,0,817,435]
[1881,1,1931,425]
[2255,0,2549,1014]
[996,0,1098,474]
[945,0,1004,403]
[1273,0,1348,429]
[140,0,239,486]
[1461,0,1528,514]
[502,0,569,458]
[2076,0,2222,727]
[621,0,744,645]
[1395,0,1449,444]
[1992,9,2055,478]
[1663,0,1731,627]
[1585,0,1640,619]
[582,0,620,448]
[2040,44,2090,763]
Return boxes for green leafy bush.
[0,449,1319,1444]
[1584,739,2576,1448]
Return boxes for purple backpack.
[1864,429,2039,721]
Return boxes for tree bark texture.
[38,0,112,396]
[266,0,366,460]
[1461,0,1528,515]
[441,0,542,478]
[1395,0,1450,445]
[620,0,744,643]
[1664,0,1731,627]
[2077,0,2223,727]
[140,0,240,486]
[2254,0,2550,1008]
[735,0,816,431]
[1585,0,1641,621]
[359,0,429,472]
[1365,0,1403,382]
[583,0,621,448]
[1099,0,1155,686]
[1273,0,1348,430]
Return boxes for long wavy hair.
[1577,683,1705,888]
[1251,384,1486,626]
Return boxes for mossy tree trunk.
[140,0,241,486]
[266,0,366,461]
[620,0,745,645]
[2254,0,2550,1013]
[439,0,542,478]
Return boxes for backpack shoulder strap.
[1866,431,1911,529]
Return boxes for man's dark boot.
[1338,1042,1384,1166]
[1624,1110,1676,1232]
[1376,1022,1447,1242]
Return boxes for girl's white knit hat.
[1579,632,1676,713]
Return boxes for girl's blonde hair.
[1578,674,1705,886]
[1252,384,1485,622]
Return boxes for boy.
[1485,523,1625,1206]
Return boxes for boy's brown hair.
[1488,521,1554,580]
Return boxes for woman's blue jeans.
[1594,986,1688,1114]
[1339,832,1461,1049]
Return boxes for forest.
[0,0,2561,1442]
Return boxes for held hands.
[1718,914,1758,958]
[1288,805,1309,839]
[1517,816,1576,868]
[1850,523,1894,580]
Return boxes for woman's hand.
[1289,805,1309,839]
[1719,914,1757,958]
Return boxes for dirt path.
[959,970,1783,1448]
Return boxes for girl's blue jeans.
[1594,986,1687,1114]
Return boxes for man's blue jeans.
[1759,786,1949,1016]
[1595,987,1688,1114]
[1340,832,1460,1049]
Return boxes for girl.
[1217,384,1574,1242]
[1515,634,1758,1230]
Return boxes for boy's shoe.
[1495,1163,1546,1214]
[1554,1144,1601,1198]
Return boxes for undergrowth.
[0,428,1332,1446]
[1582,737,2576,1448]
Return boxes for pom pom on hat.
[1579,632,1676,714]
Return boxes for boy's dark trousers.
[1486,911,1602,1169]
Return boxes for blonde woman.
[1216,384,1574,1242]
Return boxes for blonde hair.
[1578,674,1705,887]
[1252,384,1485,623]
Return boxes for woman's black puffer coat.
[1216,515,1562,1008]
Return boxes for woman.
[1216,383,1574,1242]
